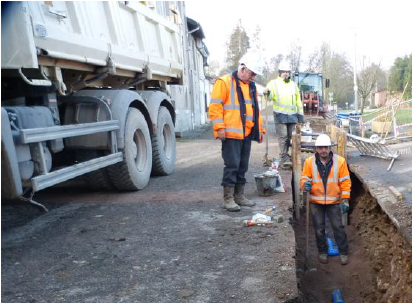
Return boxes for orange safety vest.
[300,154,351,204]
[209,74,265,140]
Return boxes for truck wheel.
[151,106,176,176]
[108,108,152,190]
[75,150,114,190]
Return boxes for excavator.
[293,72,330,116]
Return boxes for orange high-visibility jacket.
[300,154,351,204]
[209,74,265,139]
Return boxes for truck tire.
[108,108,152,190]
[75,150,114,190]
[151,106,176,176]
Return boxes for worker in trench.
[299,134,351,265]
[209,52,266,212]
[265,61,304,169]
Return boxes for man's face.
[239,67,256,83]
[316,146,331,158]
[280,71,290,79]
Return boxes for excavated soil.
[295,173,412,303]
[350,177,412,302]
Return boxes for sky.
[185,0,412,71]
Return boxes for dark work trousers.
[310,203,349,255]
[275,122,295,163]
[221,137,252,187]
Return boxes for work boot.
[279,155,293,170]
[318,253,328,264]
[223,186,240,212]
[340,254,349,265]
[279,161,292,170]
[234,184,255,207]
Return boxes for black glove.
[341,199,349,214]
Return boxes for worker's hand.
[217,129,225,141]
[341,199,350,214]
[263,88,270,98]
[303,181,312,192]
[259,134,264,143]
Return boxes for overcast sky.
[185,0,412,70]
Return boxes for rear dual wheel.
[151,106,176,176]
[108,108,152,190]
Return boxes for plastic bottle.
[331,288,346,303]
[243,220,272,227]
[272,158,280,170]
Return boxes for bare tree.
[251,25,264,61]
[261,54,283,83]
[357,57,383,113]
[307,49,321,72]
[322,46,353,109]
[286,40,302,72]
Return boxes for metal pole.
[353,32,358,114]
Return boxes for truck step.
[31,152,123,192]
[20,120,119,143]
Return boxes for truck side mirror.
[325,79,330,88]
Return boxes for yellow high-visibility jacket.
[266,77,304,118]
[209,74,265,140]
[300,154,351,204]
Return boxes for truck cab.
[293,72,328,116]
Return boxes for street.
[1,128,299,303]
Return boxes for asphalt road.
[1,128,298,303]
[347,141,412,245]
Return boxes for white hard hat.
[315,134,332,147]
[278,61,291,72]
[239,53,264,76]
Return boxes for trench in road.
[293,172,412,302]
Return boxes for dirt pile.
[351,190,412,303]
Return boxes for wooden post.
[292,133,302,220]
[329,125,338,154]
[337,129,347,158]
[296,123,302,134]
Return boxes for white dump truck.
[1,1,195,198]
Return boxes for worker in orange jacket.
[209,52,266,212]
[300,134,351,265]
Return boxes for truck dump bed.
[2,1,183,80]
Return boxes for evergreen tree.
[224,19,250,72]
[388,54,412,99]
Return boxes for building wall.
[172,32,209,133]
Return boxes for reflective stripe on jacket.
[209,74,265,139]
[266,77,304,117]
[300,154,351,204]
